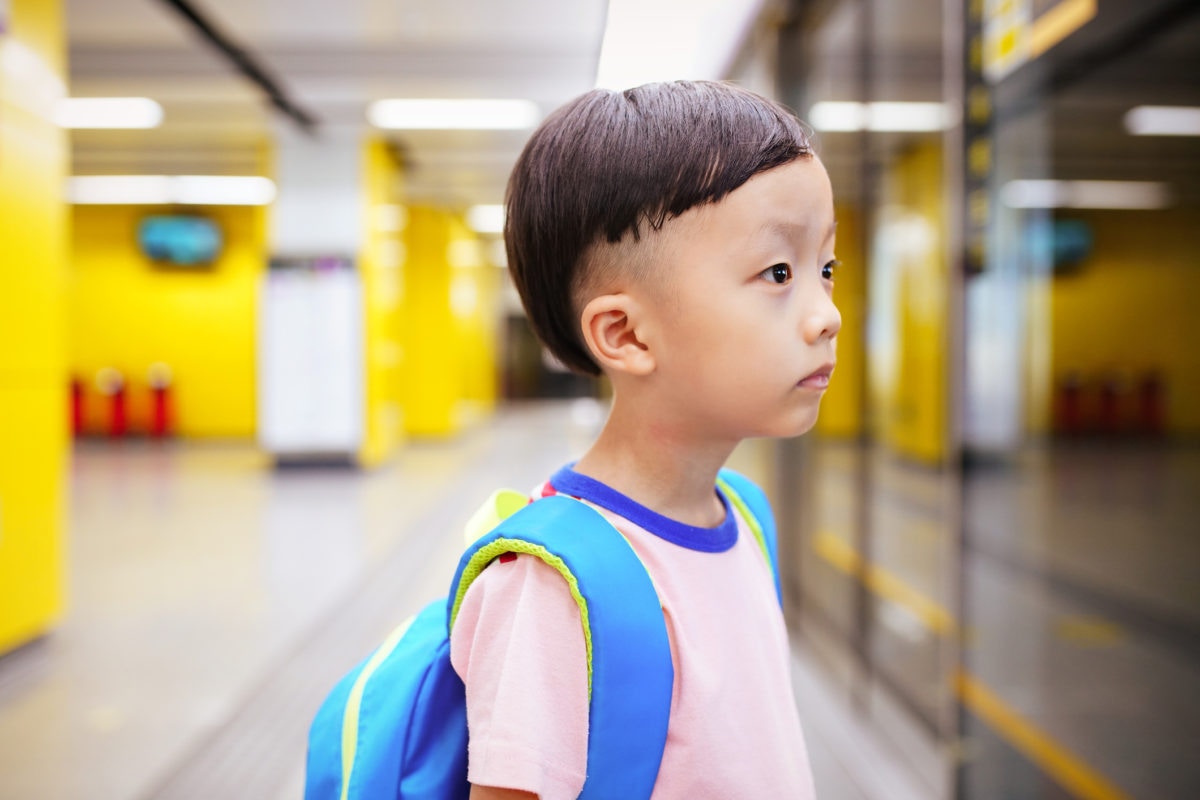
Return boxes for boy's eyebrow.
[756,218,838,242]
[758,220,805,238]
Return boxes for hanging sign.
[964,0,994,275]
[983,0,1097,84]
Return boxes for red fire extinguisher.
[1138,371,1164,437]
[96,368,127,438]
[148,362,174,438]
[70,376,85,436]
[1097,370,1124,436]
[1054,372,1083,435]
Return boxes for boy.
[450,80,840,799]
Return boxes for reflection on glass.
[783,1,1200,799]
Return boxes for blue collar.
[549,465,738,553]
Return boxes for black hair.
[505,80,813,375]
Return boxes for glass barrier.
[775,1,1200,797]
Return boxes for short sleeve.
[449,554,590,800]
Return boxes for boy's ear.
[579,293,656,377]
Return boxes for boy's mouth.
[797,363,835,390]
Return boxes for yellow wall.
[869,140,948,464]
[358,139,406,466]
[1046,208,1200,435]
[66,138,500,457]
[815,204,865,438]
[69,204,267,437]
[0,0,69,654]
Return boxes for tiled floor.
[0,401,904,800]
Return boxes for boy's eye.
[763,263,792,284]
[821,260,841,280]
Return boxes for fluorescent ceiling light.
[596,0,766,90]
[467,204,505,235]
[868,102,951,132]
[367,99,538,130]
[171,176,276,205]
[68,175,276,206]
[809,101,951,132]
[56,97,163,129]
[1001,180,1170,210]
[808,102,865,131]
[1124,105,1200,137]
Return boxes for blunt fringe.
[505,80,814,376]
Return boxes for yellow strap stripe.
[339,614,417,800]
[462,488,530,545]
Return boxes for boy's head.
[505,81,816,377]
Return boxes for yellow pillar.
[403,207,460,436]
[447,217,499,422]
[873,141,948,464]
[358,140,406,465]
[0,0,69,653]
[400,206,501,437]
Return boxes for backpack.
[304,469,780,800]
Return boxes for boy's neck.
[572,394,736,529]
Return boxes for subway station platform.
[0,401,921,800]
[3,0,1198,797]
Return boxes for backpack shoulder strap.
[448,495,672,800]
[716,469,783,607]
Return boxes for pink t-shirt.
[449,467,815,799]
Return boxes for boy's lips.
[797,362,835,390]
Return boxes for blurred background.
[0,0,1197,798]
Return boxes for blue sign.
[138,215,223,267]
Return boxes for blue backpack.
[304,469,779,800]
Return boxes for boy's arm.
[450,555,590,799]
[470,786,538,800]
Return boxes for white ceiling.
[67,0,1197,214]
[66,0,609,207]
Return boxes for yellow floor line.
[812,531,956,635]
[811,531,1133,800]
[957,671,1134,800]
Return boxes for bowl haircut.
[505,80,814,376]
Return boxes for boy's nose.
[802,291,841,345]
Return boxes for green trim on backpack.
[449,478,771,707]
[717,476,770,567]
[449,537,596,699]
[305,491,675,800]
[339,613,417,800]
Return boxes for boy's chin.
[783,418,820,438]
[755,408,821,440]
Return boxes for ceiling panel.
[65,0,608,208]
[200,0,605,47]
